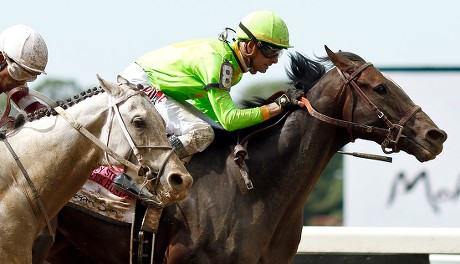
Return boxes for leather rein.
[301,62,421,154]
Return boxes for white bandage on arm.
[16,94,37,110]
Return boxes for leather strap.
[1,135,55,239]
[54,106,143,174]
[301,96,391,137]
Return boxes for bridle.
[301,62,421,154]
[104,92,175,195]
[233,62,420,190]
[4,88,173,239]
[56,88,174,200]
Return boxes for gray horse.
[0,75,192,264]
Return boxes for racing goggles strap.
[239,22,262,47]
[238,23,283,58]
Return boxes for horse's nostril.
[169,173,184,186]
[427,128,447,143]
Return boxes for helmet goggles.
[239,22,283,59]
[3,53,38,82]
[258,42,283,58]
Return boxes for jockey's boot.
[112,173,163,208]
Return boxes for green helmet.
[236,10,292,48]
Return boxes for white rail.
[298,226,460,254]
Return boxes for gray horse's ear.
[97,74,120,96]
[117,75,128,85]
[96,74,110,93]
[116,75,139,90]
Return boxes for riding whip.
[337,151,392,163]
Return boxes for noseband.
[301,62,421,154]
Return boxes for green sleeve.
[199,88,264,131]
[191,52,264,131]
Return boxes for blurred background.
[2,0,459,227]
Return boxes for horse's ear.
[117,75,129,86]
[97,74,122,96]
[116,75,141,91]
[325,45,354,72]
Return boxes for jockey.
[0,24,48,116]
[112,10,304,200]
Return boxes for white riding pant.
[119,63,214,157]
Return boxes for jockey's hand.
[275,88,305,110]
[286,87,305,107]
[275,94,293,110]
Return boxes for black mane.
[241,52,326,108]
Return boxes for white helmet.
[0,24,48,75]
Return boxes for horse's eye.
[133,117,146,128]
[374,85,387,95]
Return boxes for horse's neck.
[308,76,347,118]
[15,92,109,147]
[301,75,351,152]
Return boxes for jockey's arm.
[203,88,283,131]
[265,102,282,116]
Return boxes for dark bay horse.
[36,46,447,263]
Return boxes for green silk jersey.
[136,38,267,131]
